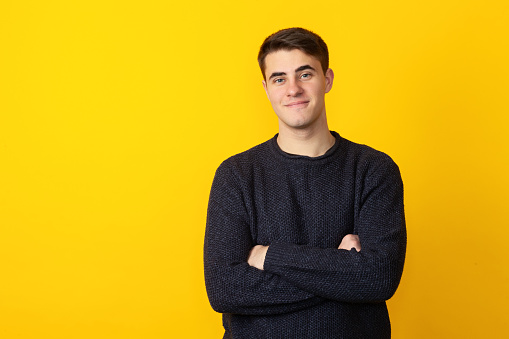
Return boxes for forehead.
[264,49,321,75]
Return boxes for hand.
[247,245,269,270]
[338,234,361,252]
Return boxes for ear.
[262,80,269,99]
[324,68,334,93]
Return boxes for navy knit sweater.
[204,132,406,338]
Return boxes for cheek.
[267,90,283,103]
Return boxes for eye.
[300,73,312,79]
[273,78,285,84]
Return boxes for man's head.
[259,28,334,133]
[258,27,329,80]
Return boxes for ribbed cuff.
[264,242,298,272]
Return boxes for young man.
[204,28,406,338]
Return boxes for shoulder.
[214,137,274,181]
[340,137,392,162]
[338,136,400,178]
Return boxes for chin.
[283,121,314,130]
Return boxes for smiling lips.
[285,100,310,108]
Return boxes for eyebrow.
[268,72,286,80]
[295,64,316,73]
[268,64,317,80]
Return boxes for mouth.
[284,100,310,108]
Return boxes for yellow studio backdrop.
[1,0,508,338]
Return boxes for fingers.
[247,245,268,270]
[338,234,361,251]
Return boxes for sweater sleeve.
[263,158,407,303]
[204,162,324,315]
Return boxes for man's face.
[262,49,334,132]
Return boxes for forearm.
[263,239,405,302]
[244,236,404,303]
[204,257,324,315]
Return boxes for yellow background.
[1,0,508,338]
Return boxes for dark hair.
[258,27,329,80]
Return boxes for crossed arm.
[247,234,361,270]
[204,158,406,315]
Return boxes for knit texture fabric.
[204,132,406,339]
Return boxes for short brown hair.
[258,27,329,80]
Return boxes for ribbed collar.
[269,131,342,164]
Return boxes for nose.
[286,79,303,97]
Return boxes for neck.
[277,118,335,157]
